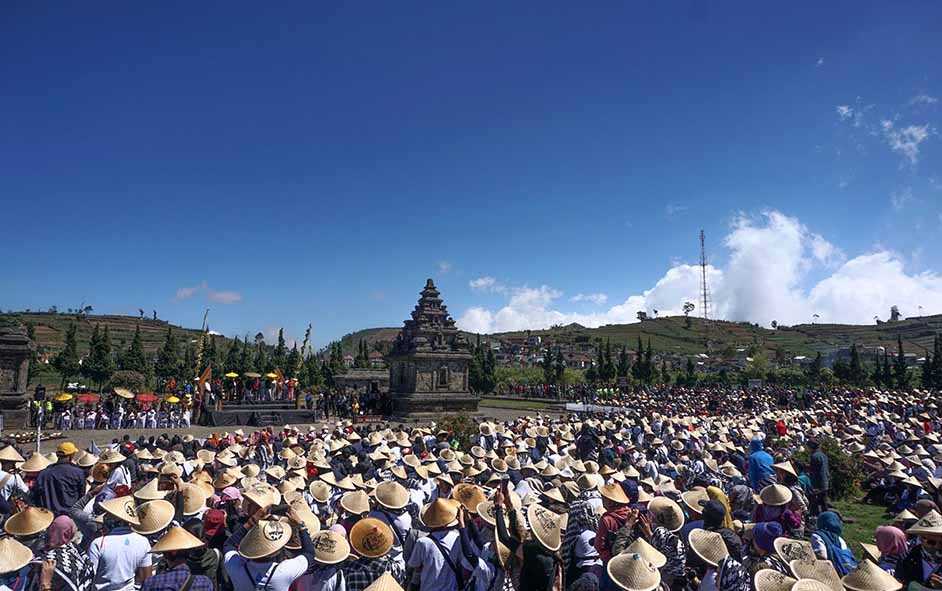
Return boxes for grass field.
[832,499,887,559]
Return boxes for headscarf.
[728,485,755,519]
[815,511,848,570]
[753,521,782,553]
[47,515,77,549]
[706,486,734,530]
[875,525,908,556]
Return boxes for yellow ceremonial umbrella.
[166,396,181,403]
[56,393,73,402]
[265,372,278,379]
[244,372,261,379]
[113,387,134,399]
[225,372,239,378]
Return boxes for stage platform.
[205,400,319,427]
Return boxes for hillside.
[338,314,942,358]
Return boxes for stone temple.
[387,279,478,416]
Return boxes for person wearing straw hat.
[406,498,467,590]
[809,511,857,576]
[141,527,213,591]
[0,536,35,591]
[0,446,28,503]
[344,517,404,591]
[596,482,633,563]
[88,496,155,591]
[292,530,350,591]
[368,481,416,568]
[894,509,942,588]
[30,442,86,516]
[874,525,908,575]
[687,528,750,591]
[223,504,315,591]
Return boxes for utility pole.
[699,229,712,350]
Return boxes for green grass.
[832,499,887,559]
[479,397,555,410]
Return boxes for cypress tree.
[644,338,654,383]
[894,335,909,388]
[155,326,181,386]
[225,337,241,372]
[273,329,288,371]
[849,344,863,385]
[122,324,147,374]
[53,323,81,387]
[616,345,630,377]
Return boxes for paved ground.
[8,404,565,453]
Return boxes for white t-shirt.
[108,465,132,488]
[87,528,153,591]
[0,470,28,501]
[406,529,470,591]
[224,552,308,591]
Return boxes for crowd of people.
[0,384,938,591]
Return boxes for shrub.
[438,414,479,448]
[110,370,146,391]
[793,436,863,501]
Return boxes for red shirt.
[595,506,631,562]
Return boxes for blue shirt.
[31,461,86,515]
[141,565,213,591]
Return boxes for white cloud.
[881,120,931,165]
[816,58,825,67]
[910,94,939,106]
[836,105,853,121]
[665,204,689,216]
[891,187,913,211]
[570,293,608,305]
[437,261,452,273]
[172,281,241,304]
[469,276,502,292]
[456,210,942,333]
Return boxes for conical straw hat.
[309,481,331,504]
[626,537,667,568]
[793,580,835,591]
[151,526,205,553]
[100,496,141,526]
[789,560,842,591]
[349,517,394,558]
[754,569,797,591]
[648,497,685,533]
[0,537,33,575]
[688,529,729,567]
[841,558,903,591]
[759,484,793,507]
[364,571,405,591]
[21,452,50,472]
[451,484,486,515]
[421,498,460,529]
[907,509,942,535]
[239,519,292,560]
[859,543,881,564]
[287,499,321,535]
[243,483,281,511]
[99,449,127,464]
[311,530,351,565]
[527,504,562,552]
[774,538,816,563]
[607,552,662,591]
[133,500,175,535]
[134,477,170,501]
[600,483,630,505]
[374,481,409,510]
[340,490,371,516]
[0,446,25,463]
[4,506,54,536]
[180,483,209,516]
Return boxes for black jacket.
[896,545,934,587]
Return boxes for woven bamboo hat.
[213,468,241,490]
[688,529,729,567]
[100,496,141,526]
[792,579,836,591]
[134,477,170,501]
[179,483,209,517]
[4,506,54,536]
[133,500,175,535]
[626,537,667,568]
[421,498,461,529]
[754,569,797,591]
[243,483,281,511]
[308,481,331,504]
[239,519,292,560]
[451,484,486,515]
[527,504,562,551]
[841,558,903,591]
[374,481,409,511]
[0,537,33,575]
[0,446,25,463]
[600,483,630,505]
[759,484,793,507]
[774,538,815,563]
[287,499,321,535]
[311,530,351,565]
[99,449,127,465]
[907,509,942,535]
[789,560,842,591]
[77,452,99,469]
[151,526,205,553]
[340,490,371,516]
[607,552,662,591]
[681,489,709,514]
[859,543,881,564]
[648,497,685,533]
[21,452,50,473]
[349,517,394,558]
[364,571,405,591]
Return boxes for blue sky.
[2,2,940,346]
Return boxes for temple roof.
[390,278,468,355]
